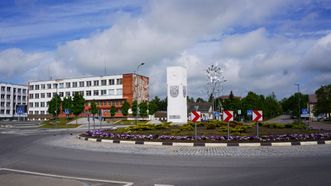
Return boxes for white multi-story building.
[0,82,28,119]
[28,73,149,120]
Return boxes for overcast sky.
[1,0,331,100]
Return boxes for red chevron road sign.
[223,110,233,122]
[191,111,201,122]
[253,110,263,122]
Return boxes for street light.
[135,62,144,125]
[295,83,300,124]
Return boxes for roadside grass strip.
[0,168,133,186]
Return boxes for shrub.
[205,123,217,130]
[155,122,171,130]
[180,124,193,131]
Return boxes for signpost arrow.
[252,110,263,122]
[191,111,201,122]
[223,110,233,122]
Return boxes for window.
[94,80,99,86]
[18,96,21,100]
[116,88,123,95]
[6,110,10,114]
[13,88,16,93]
[6,95,10,99]
[41,111,45,115]
[22,96,26,100]
[66,82,71,88]
[47,93,51,98]
[35,93,39,99]
[41,93,45,98]
[109,79,115,85]
[34,111,39,115]
[93,90,99,96]
[86,91,91,96]
[29,85,34,90]
[53,92,57,97]
[35,85,40,90]
[35,102,39,107]
[101,90,107,95]
[29,94,34,99]
[53,83,58,89]
[59,92,64,97]
[101,80,107,86]
[6,87,11,92]
[41,84,45,89]
[23,89,27,94]
[79,81,84,87]
[41,102,45,107]
[109,89,114,95]
[29,102,33,108]
[0,102,4,107]
[116,78,122,85]
[1,86,5,91]
[29,111,33,114]
[65,92,70,97]
[86,81,92,87]
[79,91,84,96]
[73,82,78,88]
[18,88,21,93]
[47,84,51,89]
[59,83,64,89]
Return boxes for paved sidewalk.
[308,121,331,130]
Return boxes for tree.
[48,94,61,118]
[62,96,73,116]
[281,93,308,117]
[148,100,158,115]
[158,97,167,111]
[314,84,331,117]
[90,100,98,130]
[72,93,85,124]
[132,100,138,116]
[121,101,130,116]
[196,97,206,103]
[139,101,148,117]
[110,105,116,117]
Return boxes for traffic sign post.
[191,110,201,141]
[252,110,263,138]
[223,110,233,141]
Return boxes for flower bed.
[82,130,331,143]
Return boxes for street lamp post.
[295,83,301,124]
[135,62,144,125]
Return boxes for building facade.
[28,73,149,120]
[0,83,28,120]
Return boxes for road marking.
[271,142,292,146]
[0,168,133,186]
[172,142,193,147]
[300,141,318,145]
[205,143,227,147]
[239,143,261,147]
[325,140,331,145]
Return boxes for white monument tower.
[167,66,187,123]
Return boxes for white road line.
[0,168,133,186]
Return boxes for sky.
[0,0,331,100]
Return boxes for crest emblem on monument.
[170,85,179,98]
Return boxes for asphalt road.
[1,131,331,186]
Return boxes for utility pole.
[135,62,144,125]
[295,83,301,124]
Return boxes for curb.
[76,136,331,147]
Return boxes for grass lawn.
[40,118,80,128]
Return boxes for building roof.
[216,95,242,100]
[187,102,212,113]
[309,94,317,104]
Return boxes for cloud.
[303,33,331,72]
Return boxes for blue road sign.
[247,109,253,116]
[16,105,26,115]
[64,108,70,115]
[301,108,309,115]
